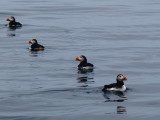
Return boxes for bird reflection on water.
[6,24,22,37]
[6,27,16,37]
[117,106,127,114]
[77,68,93,74]
[76,77,94,88]
[7,33,16,37]
[28,50,45,57]
[76,65,94,87]
[103,91,127,114]
[77,77,94,83]
[103,91,127,102]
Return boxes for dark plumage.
[75,55,94,70]
[6,16,22,28]
[28,39,45,51]
[102,74,127,92]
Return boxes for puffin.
[28,39,45,51]
[75,55,94,70]
[6,16,22,27]
[102,74,127,92]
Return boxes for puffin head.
[28,39,38,44]
[116,74,127,81]
[75,55,87,62]
[6,16,15,22]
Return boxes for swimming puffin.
[6,16,22,27]
[28,39,45,51]
[102,74,127,92]
[75,55,94,70]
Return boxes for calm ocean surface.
[0,0,160,119]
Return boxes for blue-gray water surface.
[0,0,160,119]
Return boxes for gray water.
[0,0,160,119]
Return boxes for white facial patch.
[117,75,124,81]
[10,17,14,21]
[79,56,84,61]
[31,40,36,44]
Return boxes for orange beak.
[122,76,127,81]
[75,57,80,61]
[6,18,10,21]
[28,40,32,44]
